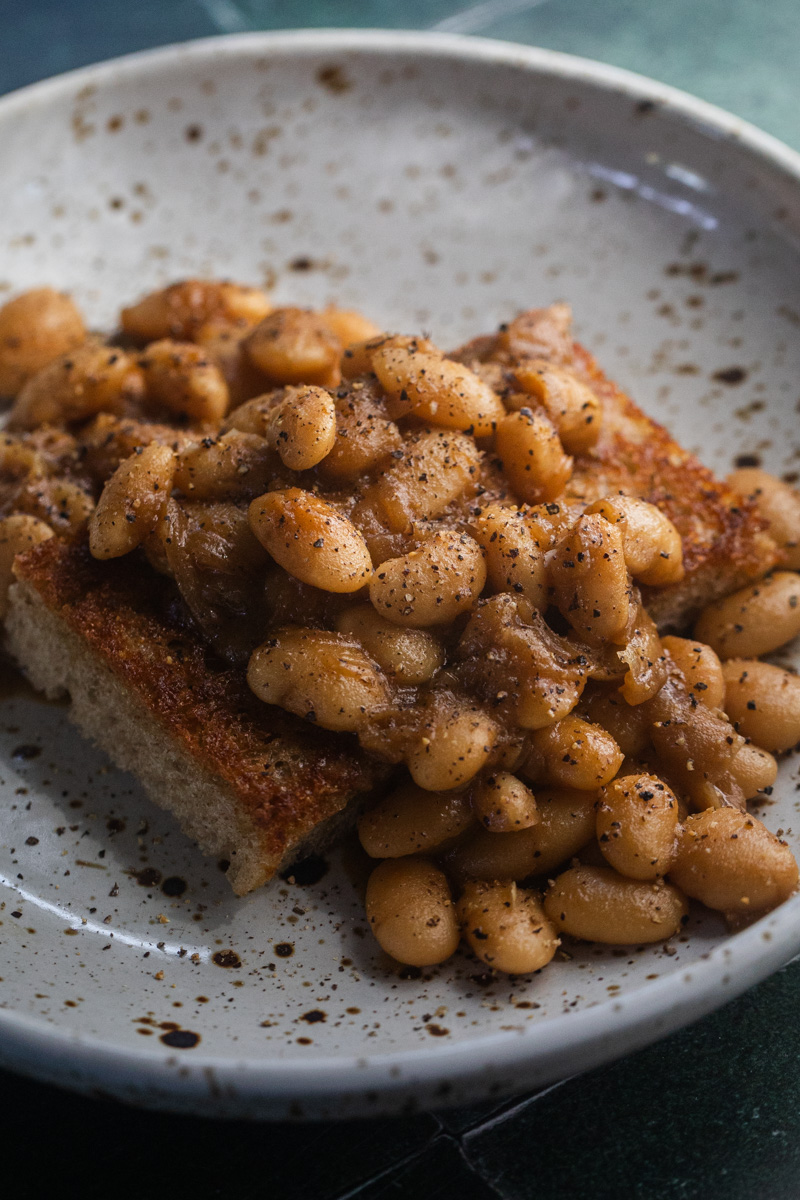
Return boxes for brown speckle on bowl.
[316,65,352,94]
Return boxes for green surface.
[2,3,800,1197]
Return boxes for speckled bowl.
[2,30,800,1120]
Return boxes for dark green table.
[3,4,800,1197]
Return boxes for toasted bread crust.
[9,536,388,890]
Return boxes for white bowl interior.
[2,32,800,1118]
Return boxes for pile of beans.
[1,281,799,975]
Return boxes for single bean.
[544,865,688,943]
[263,385,337,471]
[139,339,230,423]
[670,808,798,915]
[174,431,275,501]
[245,307,341,387]
[249,488,373,593]
[721,658,800,752]
[366,858,460,966]
[358,782,473,858]
[458,881,559,974]
[0,288,86,396]
[596,773,679,880]
[694,572,800,658]
[471,772,539,832]
[89,443,175,559]
[247,626,390,732]
[367,428,481,533]
[495,408,572,504]
[369,530,486,627]
[727,467,800,571]
[10,342,145,430]
[317,386,402,483]
[406,693,499,792]
[472,503,550,610]
[530,715,623,791]
[372,344,505,437]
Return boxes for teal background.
[2,3,800,1197]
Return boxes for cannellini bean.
[670,808,798,915]
[367,428,481,533]
[406,692,499,791]
[529,715,623,791]
[319,306,383,347]
[472,503,550,610]
[443,787,597,881]
[335,604,444,684]
[721,659,800,752]
[495,408,573,504]
[694,572,800,658]
[139,339,230,423]
[512,360,601,453]
[23,478,95,535]
[550,513,631,644]
[372,344,505,437]
[247,626,390,732]
[249,488,373,593]
[585,495,684,586]
[578,687,653,757]
[727,467,800,571]
[358,782,473,858]
[89,443,175,560]
[498,303,573,363]
[263,385,337,471]
[471,772,539,832]
[0,434,42,480]
[366,858,460,966]
[458,881,559,974]
[369,531,486,628]
[0,288,86,396]
[10,342,145,430]
[245,307,341,387]
[121,280,270,342]
[0,515,53,618]
[317,385,401,483]
[544,865,688,943]
[596,773,679,880]
[174,431,275,501]
[661,636,725,709]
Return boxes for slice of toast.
[5,536,388,894]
